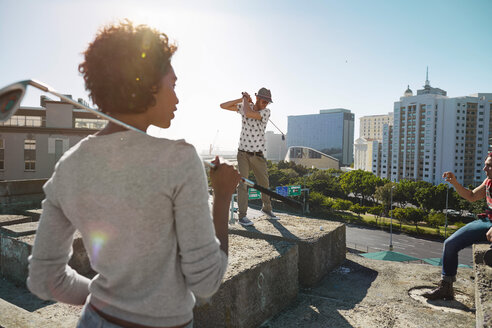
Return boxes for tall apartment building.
[0,95,106,181]
[359,113,393,139]
[287,108,354,166]
[373,74,492,186]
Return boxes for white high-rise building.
[377,69,492,186]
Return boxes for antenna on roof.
[425,66,430,87]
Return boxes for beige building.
[0,96,106,181]
[359,113,393,139]
[285,146,339,170]
[354,137,379,172]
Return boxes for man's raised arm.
[443,171,486,202]
[220,98,242,111]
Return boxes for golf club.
[268,119,286,141]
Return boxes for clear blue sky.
[1,0,491,153]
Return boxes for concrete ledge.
[229,215,345,287]
[0,222,39,237]
[0,214,36,227]
[194,234,298,328]
[473,243,492,328]
[0,232,92,286]
[0,298,63,328]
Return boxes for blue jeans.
[442,217,492,280]
[77,302,193,328]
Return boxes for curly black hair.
[79,20,177,114]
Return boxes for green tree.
[414,185,435,211]
[393,180,417,208]
[308,192,326,210]
[374,182,395,215]
[339,170,379,205]
[350,203,367,217]
[406,208,427,231]
[368,205,384,224]
[303,170,344,198]
[333,199,353,211]
[427,210,445,228]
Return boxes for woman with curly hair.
[27,21,240,328]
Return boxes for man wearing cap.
[220,88,277,226]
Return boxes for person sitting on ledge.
[423,153,492,300]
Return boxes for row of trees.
[264,161,485,226]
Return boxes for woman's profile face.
[147,65,179,129]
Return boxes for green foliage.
[367,205,384,217]
[322,197,336,209]
[374,182,395,214]
[333,199,353,211]
[303,170,344,198]
[427,210,445,228]
[350,203,367,216]
[308,191,326,209]
[339,170,381,204]
[393,179,417,207]
[392,207,427,230]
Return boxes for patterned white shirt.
[236,102,270,153]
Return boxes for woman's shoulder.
[142,135,201,166]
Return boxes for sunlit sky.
[1,0,491,154]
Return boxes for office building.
[287,108,354,166]
[0,95,106,181]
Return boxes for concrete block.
[0,221,38,237]
[0,231,92,286]
[229,215,345,287]
[193,234,298,328]
[473,244,492,328]
[24,209,42,220]
[0,214,34,227]
[0,298,65,328]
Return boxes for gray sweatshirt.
[27,130,228,327]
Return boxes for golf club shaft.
[268,119,285,137]
[28,80,146,135]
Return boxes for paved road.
[345,224,473,266]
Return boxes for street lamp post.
[444,187,449,238]
[389,184,394,251]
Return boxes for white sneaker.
[238,217,254,226]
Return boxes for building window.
[0,139,4,170]
[24,139,36,171]
[74,118,107,129]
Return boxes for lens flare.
[90,231,108,264]
[141,52,146,58]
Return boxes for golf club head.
[0,81,29,122]
[0,79,145,135]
